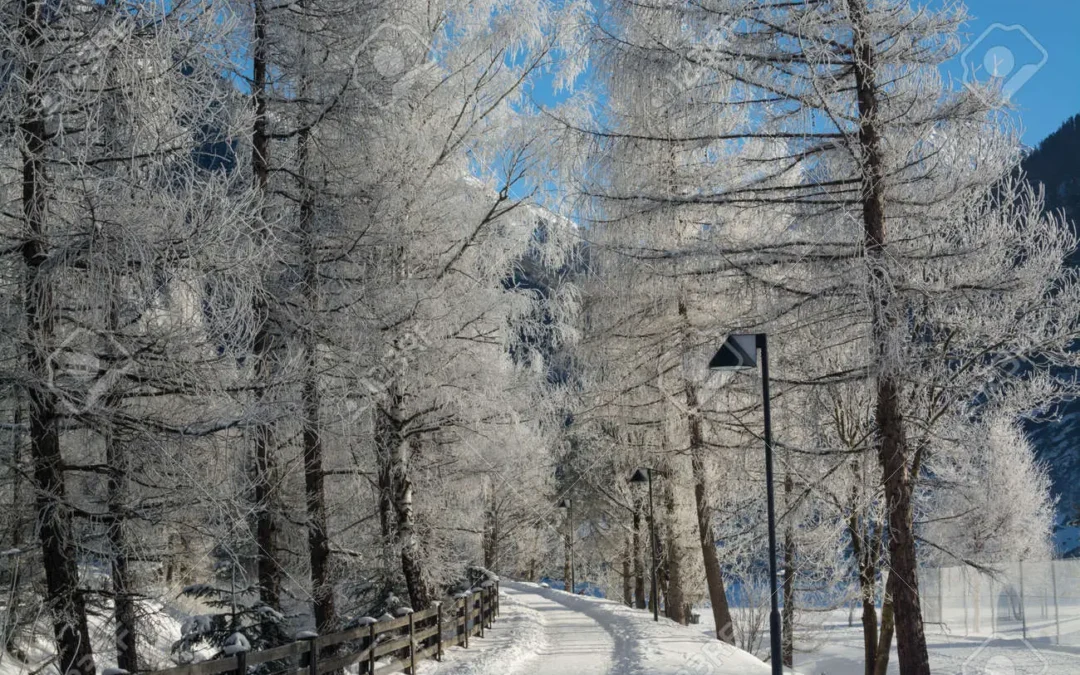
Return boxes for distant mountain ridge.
[1021,113,1080,556]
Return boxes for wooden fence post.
[408,611,417,674]
[478,591,485,638]
[300,634,317,675]
[496,581,500,617]
[463,597,469,649]
[235,650,247,675]
[368,623,377,674]
[436,602,444,661]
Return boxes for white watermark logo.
[961,633,1048,675]
[961,24,1047,103]
[45,328,133,415]
[357,24,435,109]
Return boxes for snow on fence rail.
[922,560,1080,646]
[149,584,500,675]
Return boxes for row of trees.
[0,1,1075,674]
[0,0,586,673]
[551,1,1076,673]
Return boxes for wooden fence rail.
[150,583,500,675]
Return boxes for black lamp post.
[710,333,782,675]
[628,467,659,622]
[558,498,575,594]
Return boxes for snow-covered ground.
[695,607,1080,674]
[423,581,772,674]
[427,584,1080,675]
[0,597,194,675]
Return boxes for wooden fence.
[151,583,500,675]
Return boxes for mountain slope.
[1021,114,1080,555]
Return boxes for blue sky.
[948,0,1079,146]
[527,2,1078,148]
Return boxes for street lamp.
[710,333,782,675]
[628,468,660,622]
[558,498,575,594]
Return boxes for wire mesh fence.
[921,560,1080,646]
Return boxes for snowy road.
[422,581,771,675]
[499,584,617,674]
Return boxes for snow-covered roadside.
[0,597,191,675]
[416,592,548,675]
[698,607,1080,675]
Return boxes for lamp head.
[709,334,759,371]
[558,498,571,509]
[628,468,649,485]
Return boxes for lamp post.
[709,333,782,675]
[558,498,574,594]
[628,468,659,622]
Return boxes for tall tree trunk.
[661,471,686,625]
[104,305,137,672]
[686,389,735,642]
[563,530,572,592]
[873,574,897,675]
[847,0,930,671]
[633,505,645,609]
[482,489,499,573]
[678,301,734,639]
[106,433,137,672]
[622,534,632,606]
[395,438,430,610]
[850,510,879,675]
[19,3,95,671]
[375,392,400,590]
[781,472,795,667]
[297,116,336,633]
[782,521,795,667]
[249,0,282,611]
[4,403,23,658]
[98,8,138,666]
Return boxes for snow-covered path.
[499,584,617,674]
[423,581,771,675]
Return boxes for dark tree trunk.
[873,574,897,675]
[850,511,879,675]
[622,534,632,606]
[374,393,428,609]
[374,393,401,591]
[395,439,430,610]
[248,0,283,612]
[686,390,735,642]
[19,3,95,671]
[297,116,336,633]
[661,473,686,625]
[678,301,735,640]
[782,521,794,667]
[4,403,23,657]
[482,488,498,572]
[847,0,930,671]
[781,472,794,667]
[376,411,396,541]
[105,363,137,670]
[633,505,645,609]
[97,11,139,667]
[563,530,572,592]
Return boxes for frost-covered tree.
[0,1,261,672]
[559,1,1080,672]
